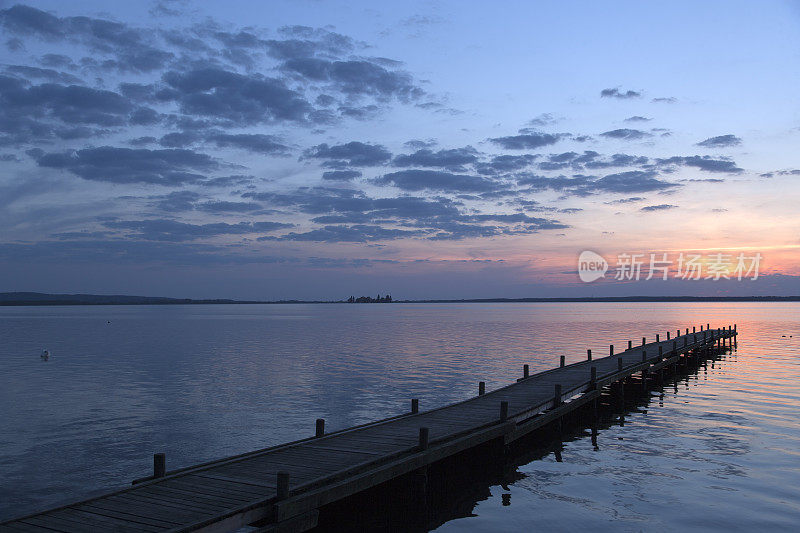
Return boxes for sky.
[1,0,799,300]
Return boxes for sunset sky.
[1,0,799,299]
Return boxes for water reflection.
[1,303,799,530]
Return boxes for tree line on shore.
[345,294,393,303]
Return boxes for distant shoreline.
[2,292,800,306]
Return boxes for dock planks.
[1,325,737,532]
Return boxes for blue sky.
[1,0,799,299]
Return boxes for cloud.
[651,97,677,103]
[0,5,174,73]
[527,113,559,127]
[239,187,568,242]
[149,190,202,211]
[0,75,133,138]
[624,116,651,122]
[196,201,263,213]
[475,154,539,175]
[263,224,424,242]
[322,170,362,181]
[404,139,437,149]
[104,218,292,241]
[281,58,423,102]
[488,132,565,150]
[207,132,290,155]
[640,204,677,211]
[696,134,742,148]
[600,88,641,99]
[374,169,501,193]
[587,171,676,194]
[162,68,314,125]
[33,146,217,184]
[599,128,652,140]
[4,65,82,84]
[517,170,677,196]
[658,155,742,173]
[392,146,479,168]
[304,141,391,167]
[605,196,644,204]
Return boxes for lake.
[1,302,798,530]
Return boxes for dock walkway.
[1,325,737,532]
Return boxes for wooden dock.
[1,325,738,532]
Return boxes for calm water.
[0,302,798,530]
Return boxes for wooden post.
[642,336,646,346]
[560,355,565,367]
[656,334,660,342]
[478,381,485,396]
[554,384,562,407]
[677,329,680,338]
[685,328,689,335]
[500,401,508,422]
[610,345,614,356]
[587,349,592,361]
[628,340,632,349]
[693,326,696,333]
[153,453,166,478]
[315,418,325,437]
[277,471,290,500]
[411,399,419,414]
[523,364,529,378]
[418,427,429,451]
[667,331,670,340]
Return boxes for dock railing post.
[642,336,646,346]
[277,471,290,500]
[153,453,166,479]
[411,399,419,414]
[628,340,632,349]
[587,349,592,361]
[523,364,529,378]
[500,401,509,422]
[610,345,614,356]
[478,381,485,395]
[418,427,429,451]
[315,418,325,437]
[656,334,660,342]
[560,355,565,367]
[667,331,670,340]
